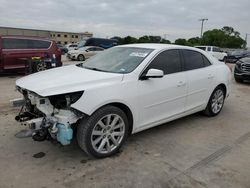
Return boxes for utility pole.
[199,18,208,39]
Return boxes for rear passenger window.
[183,50,206,71]
[202,55,211,67]
[28,40,51,49]
[3,38,28,49]
[2,38,51,49]
[213,47,221,52]
[146,50,182,75]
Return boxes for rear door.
[182,49,215,111]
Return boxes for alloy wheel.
[36,62,47,72]
[211,89,224,114]
[91,114,125,154]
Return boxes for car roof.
[195,45,219,48]
[1,35,51,40]
[119,43,202,51]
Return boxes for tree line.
[111,26,246,48]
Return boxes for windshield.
[77,47,153,73]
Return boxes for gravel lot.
[0,59,250,188]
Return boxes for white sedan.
[15,44,231,158]
[67,46,104,61]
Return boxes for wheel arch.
[77,54,85,60]
[89,102,134,135]
[217,83,227,98]
[109,102,134,135]
[205,83,227,108]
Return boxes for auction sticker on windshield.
[129,52,148,58]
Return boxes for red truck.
[0,36,62,73]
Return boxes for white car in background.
[65,43,78,51]
[14,44,231,158]
[195,46,227,61]
[67,46,104,61]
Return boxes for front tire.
[77,105,129,158]
[77,54,85,61]
[203,86,225,116]
[33,61,48,72]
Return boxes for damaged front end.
[13,87,84,145]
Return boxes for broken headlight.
[48,91,84,109]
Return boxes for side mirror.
[141,69,164,80]
[85,50,89,52]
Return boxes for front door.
[137,49,187,130]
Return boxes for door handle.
[208,74,214,79]
[177,81,186,87]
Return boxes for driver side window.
[145,49,182,75]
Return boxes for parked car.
[66,43,78,51]
[78,38,117,49]
[195,46,227,61]
[56,43,68,54]
[234,57,250,82]
[226,50,250,63]
[14,44,231,158]
[0,36,62,73]
[67,46,104,61]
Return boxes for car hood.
[16,65,124,97]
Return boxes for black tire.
[33,61,48,73]
[77,105,129,158]
[235,77,243,83]
[203,86,225,117]
[77,54,85,61]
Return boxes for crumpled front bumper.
[11,91,82,145]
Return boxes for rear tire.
[77,54,85,61]
[203,86,225,117]
[77,105,129,158]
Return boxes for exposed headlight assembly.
[48,91,84,109]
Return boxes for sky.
[0,0,249,44]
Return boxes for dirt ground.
[0,61,250,188]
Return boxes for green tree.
[149,36,161,43]
[160,38,171,44]
[174,38,187,45]
[187,37,200,46]
[123,36,138,44]
[202,27,246,48]
[202,29,225,46]
[138,35,162,43]
[138,35,151,43]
